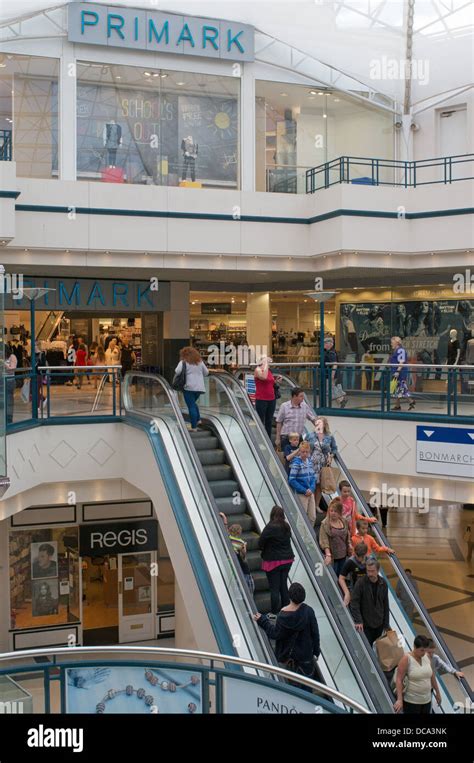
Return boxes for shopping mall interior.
[0,0,472,734]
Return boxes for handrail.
[0,645,370,713]
[335,451,474,703]
[242,362,474,370]
[210,370,395,711]
[122,372,274,664]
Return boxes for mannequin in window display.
[103,119,122,168]
[446,329,461,366]
[181,135,198,181]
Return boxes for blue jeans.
[183,390,202,429]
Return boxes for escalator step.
[254,591,272,614]
[189,430,214,439]
[192,436,219,451]
[203,464,233,481]
[246,550,262,571]
[224,513,254,532]
[214,496,248,515]
[252,571,269,592]
[242,532,260,551]
[197,449,226,466]
[209,480,239,498]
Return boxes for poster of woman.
[32,580,59,617]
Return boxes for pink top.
[261,559,293,572]
[255,369,275,401]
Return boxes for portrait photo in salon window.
[31,541,58,580]
[32,579,59,617]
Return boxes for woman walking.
[389,336,415,411]
[307,417,338,509]
[258,506,295,616]
[254,356,280,438]
[174,346,209,431]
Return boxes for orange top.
[352,531,391,555]
[342,497,376,536]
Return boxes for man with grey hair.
[350,558,390,646]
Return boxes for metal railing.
[306,153,474,193]
[0,645,369,714]
[0,129,12,162]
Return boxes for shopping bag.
[20,379,31,404]
[374,629,404,672]
[390,378,398,395]
[331,383,345,400]
[319,466,337,494]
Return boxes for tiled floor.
[385,504,474,690]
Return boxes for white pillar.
[59,46,77,181]
[240,63,255,192]
[246,292,271,356]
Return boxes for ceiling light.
[177,81,185,86]
[318,92,324,96]
[309,90,318,95]
[24,248,28,252]
[105,250,110,254]
[115,76,121,79]
[0,63,6,69]
[144,71,152,77]
[160,73,168,78]
[280,92,288,96]
[334,98,340,102]
[323,114,327,118]
[65,249,69,253]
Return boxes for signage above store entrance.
[80,520,158,556]
[68,3,255,62]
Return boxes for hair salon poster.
[66,666,202,714]
[339,299,474,363]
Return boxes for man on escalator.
[351,559,390,647]
[254,583,320,689]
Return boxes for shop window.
[10,526,80,630]
[0,54,59,178]
[76,62,240,189]
[255,80,394,192]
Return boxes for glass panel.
[255,80,394,192]
[0,55,60,178]
[77,62,240,189]
[122,553,152,617]
[0,280,5,475]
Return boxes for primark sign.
[68,3,255,61]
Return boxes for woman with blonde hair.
[306,416,338,509]
[174,346,209,431]
[319,497,352,576]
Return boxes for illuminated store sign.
[68,3,255,61]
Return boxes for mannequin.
[103,119,122,168]
[181,135,198,181]
[447,328,460,366]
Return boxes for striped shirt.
[276,400,317,436]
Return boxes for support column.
[246,292,271,358]
[162,282,190,381]
[59,48,77,181]
[240,63,255,192]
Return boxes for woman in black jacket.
[254,582,320,686]
[259,506,295,615]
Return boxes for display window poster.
[32,579,59,618]
[339,299,474,365]
[66,666,202,714]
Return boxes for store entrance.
[82,554,119,645]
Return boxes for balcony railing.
[306,154,474,193]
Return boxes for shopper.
[75,343,87,389]
[120,337,136,379]
[105,338,121,384]
[288,441,317,525]
[352,519,395,556]
[307,416,338,510]
[394,635,441,714]
[319,497,352,576]
[351,558,390,646]
[283,432,301,473]
[395,569,419,621]
[323,335,348,408]
[275,387,318,452]
[464,525,473,562]
[254,355,280,438]
[228,523,255,595]
[258,506,295,616]
[389,336,415,411]
[338,541,368,607]
[93,345,106,389]
[5,346,17,425]
[426,638,464,680]
[254,582,320,686]
[174,347,209,432]
[339,480,377,536]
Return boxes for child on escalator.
[228,524,255,595]
[339,480,377,537]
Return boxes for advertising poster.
[66,666,202,714]
[339,299,474,366]
[223,676,326,714]
[178,95,238,184]
[32,579,59,617]
[31,541,58,580]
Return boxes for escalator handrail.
[273,369,473,701]
[335,451,474,702]
[209,371,395,711]
[122,371,276,665]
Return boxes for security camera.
[410,122,420,131]
[394,121,402,129]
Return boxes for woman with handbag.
[254,582,320,690]
[254,356,281,438]
[319,498,353,576]
[174,346,209,431]
[307,417,338,509]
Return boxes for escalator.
[36,311,64,343]
[229,367,473,711]
[124,372,395,712]
[191,428,271,612]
